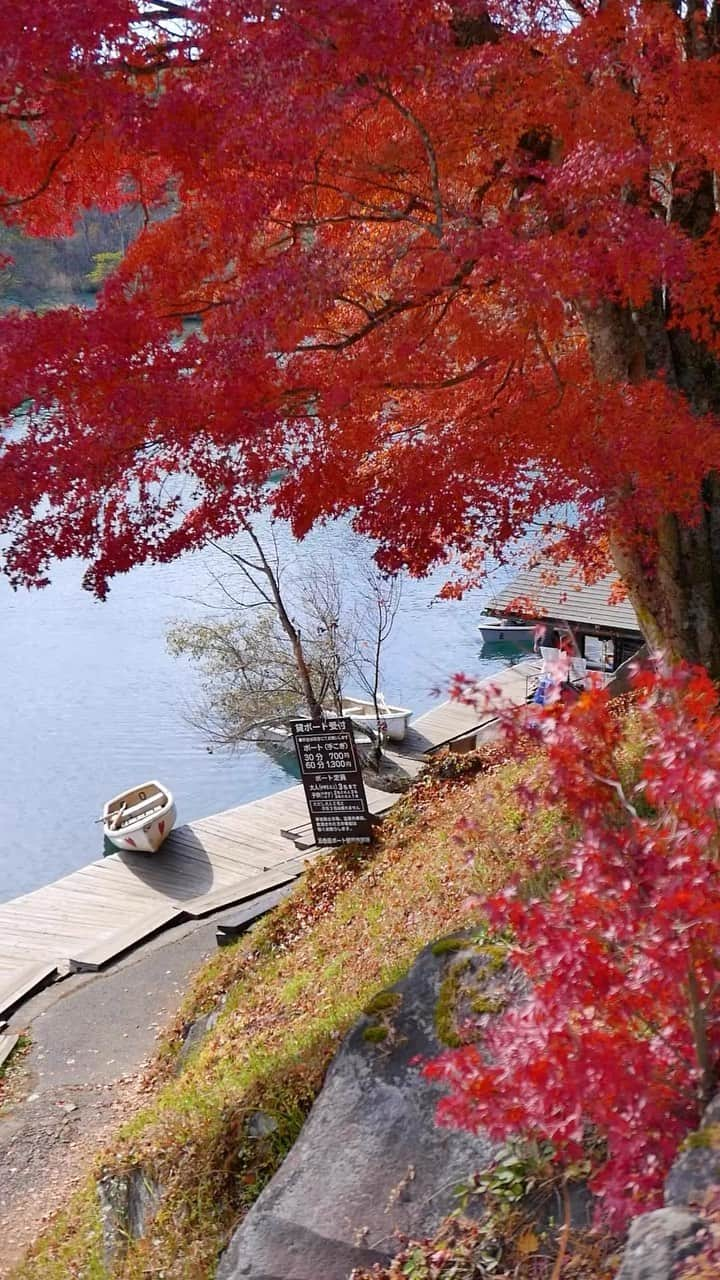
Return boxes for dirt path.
[0,909,238,1274]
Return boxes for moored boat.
[478,617,537,646]
[341,696,413,742]
[103,781,176,853]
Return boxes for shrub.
[428,662,720,1229]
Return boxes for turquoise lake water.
[0,521,518,902]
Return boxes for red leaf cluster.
[427,663,720,1229]
[0,4,720,591]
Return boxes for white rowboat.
[103,781,176,854]
[341,696,413,742]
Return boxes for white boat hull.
[103,781,176,854]
[341,698,413,742]
[478,619,536,645]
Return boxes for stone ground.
[0,905,247,1275]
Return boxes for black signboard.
[291,716,373,846]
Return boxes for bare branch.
[374,82,444,239]
[588,771,640,821]
[0,132,78,209]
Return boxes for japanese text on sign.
[291,717,373,846]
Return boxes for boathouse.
[487,563,644,672]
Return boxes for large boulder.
[665,1092,720,1211]
[217,938,499,1280]
[616,1209,706,1280]
[617,1090,720,1279]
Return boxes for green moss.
[362,1025,389,1043]
[435,959,470,1048]
[477,942,509,972]
[363,990,401,1016]
[431,937,468,957]
[683,1124,720,1150]
[278,970,313,1005]
[471,994,507,1016]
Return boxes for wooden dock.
[0,660,539,1018]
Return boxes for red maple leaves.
[427,663,720,1228]
[0,3,719,607]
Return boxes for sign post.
[291,716,373,846]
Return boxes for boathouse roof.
[488,563,641,637]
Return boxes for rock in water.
[217,939,497,1280]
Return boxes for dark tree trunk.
[590,291,720,676]
[611,495,720,678]
[580,168,720,676]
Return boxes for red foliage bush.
[427,663,720,1229]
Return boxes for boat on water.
[103,781,176,853]
[478,617,537,646]
[341,696,413,742]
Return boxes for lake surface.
[0,522,517,902]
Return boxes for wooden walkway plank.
[182,830,298,867]
[68,904,186,973]
[193,808,305,842]
[190,809,296,839]
[0,1034,19,1071]
[175,825,283,865]
[181,862,309,919]
[0,963,57,1019]
[159,833,258,877]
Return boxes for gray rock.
[175,1007,219,1073]
[616,1208,706,1280]
[664,1088,720,1210]
[217,939,498,1280]
[246,1111,278,1140]
[700,1093,720,1128]
[665,1143,720,1210]
[97,1167,162,1269]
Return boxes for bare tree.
[167,516,362,749]
[347,567,403,768]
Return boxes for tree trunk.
[239,519,324,721]
[611,494,720,677]
[582,279,720,677]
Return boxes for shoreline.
[0,662,540,1023]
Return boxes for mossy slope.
[14,750,565,1280]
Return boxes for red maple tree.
[427,663,720,1228]
[2,3,720,667]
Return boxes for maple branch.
[305,262,474,352]
[416,290,463,351]
[140,0,198,16]
[303,297,418,351]
[549,1181,571,1280]
[289,205,429,230]
[335,294,375,322]
[532,324,566,407]
[374,83,444,240]
[0,132,78,209]
[687,962,715,1108]
[119,50,204,75]
[489,358,517,404]
[381,359,490,391]
[588,771,640,820]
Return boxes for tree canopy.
[3,2,720,664]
